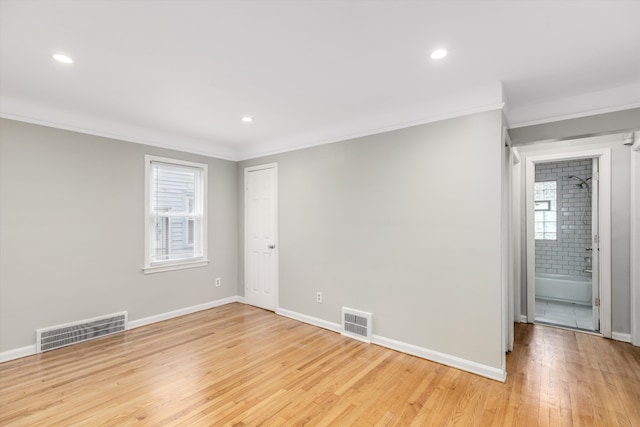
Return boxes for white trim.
[509,103,640,129]
[0,112,238,161]
[525,148,612,338]
[2,104,506,162]
[631,135,640,346]
[236,103,505,161]
[3,299,508,381]
[143,155,209,273]
[371,335,506,383]
[276,308,342,334]
[127,296,241,329]
[520,315,528,323]
[512,150,523,324]
[275,308,506,382]
[142,259,209,274]
[244,163,279,311]
[612,332,631,343]
[0,345,37,363]
[0,296,242,363]
[501,134,514,354]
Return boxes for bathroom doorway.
[525,148,612,337]
[532,157,599,331]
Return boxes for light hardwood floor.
[1,303,639,426]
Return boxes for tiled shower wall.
[535,158,593,278]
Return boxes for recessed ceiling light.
[430,49,448,60]
[53,53,73,64]
[241,116,253,123]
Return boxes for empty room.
[1,0,639,425]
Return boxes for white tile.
[574,310,593,321]
[537,315,576,328]
[574,306,592,316]
[576,320,595,330]
[545,301,575,315]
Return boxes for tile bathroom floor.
[535,298,595,331]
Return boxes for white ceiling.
[1,0,639,160]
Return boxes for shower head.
[566,175,591,188]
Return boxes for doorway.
[244,163,278,311]
[525,148,612,337]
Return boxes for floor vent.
[36,311,128,353]
[341,307,372,343]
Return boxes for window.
[143,155,208,273]
[185,196,195,247]
[534,180,557,240]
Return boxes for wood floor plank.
[1,303,639,426]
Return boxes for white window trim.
[143,155,209,274]
[184,195,195,247]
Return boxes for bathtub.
[535,273,592,306]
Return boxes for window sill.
[142,259,209,274]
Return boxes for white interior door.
[245,164,278,311]
[591,158,600,331]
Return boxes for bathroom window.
[534,181,557,240]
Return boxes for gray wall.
[0,119,238,352]
[515,133,633,333]
[239,110,505,369]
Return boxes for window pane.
[534,179,557,240]
[150,161,202,264]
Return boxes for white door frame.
[631,135,640,346]
[591,158,601,330]
[244,163,279,311]
[502,128,514,354]
[525,148,612,338]
[512,148,522,325]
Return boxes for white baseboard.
[2,298,507,382]
[0,296,243,364]
[520,315,528,323]
[275,307,506,382]
[0,345,37,363]
[611,332,631,343]
[371,335,506,382]
[128,296,242,329]
[276,308,341,333]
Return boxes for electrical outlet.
[316,291,322,303]
[215,277,221,287]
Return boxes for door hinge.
[595,297,600,307]
[593,172,599,181]
[594,234,599,244]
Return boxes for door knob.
[268,244,276,249]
